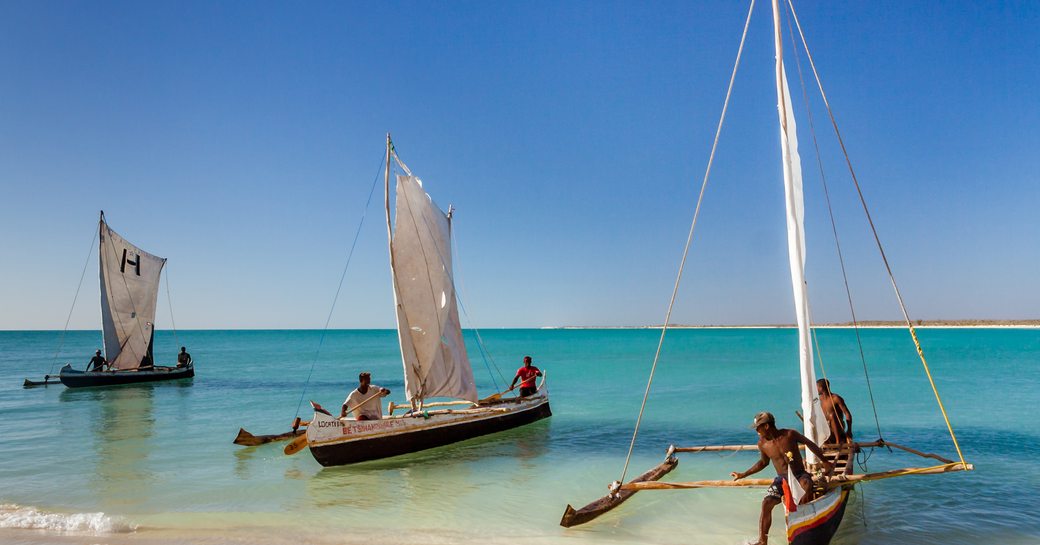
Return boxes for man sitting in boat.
[730,412,833,545]
[817,379,853,445]
[341,372,391,420]
[88,350,107,372]
[177,346,193,368]
[509,356,542,397]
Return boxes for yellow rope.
[904,325,967,467]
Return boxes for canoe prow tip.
[560,505,577,528]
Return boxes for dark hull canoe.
[58,363,194,388]
[309,398,552,467]
[560,455,679,528]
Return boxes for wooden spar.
[560,456,678,528]
[671,444,758,453]
[622,478,773,490]
[233,427,306,446]
[826,462,973,487]
[619,462,973,492]
[881,441,955,464]
[387,400,476,414]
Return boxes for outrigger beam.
[621,461,972,491]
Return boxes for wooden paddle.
[478,386,515,404]
[284,433,309,455]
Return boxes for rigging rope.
[449,224,508,391]
[617,0,757,486]
[786,0,965,467]
[782,2,883,441]
[164,268,181,352]
[293,151,386,419]
[49,221,100,375]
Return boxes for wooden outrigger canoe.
[561,440,972,542]
[560,452,678,528]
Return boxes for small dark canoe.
[23,376,62,388]
[58,363,194,388]
[233,428,305,446]
[560,455,679,528]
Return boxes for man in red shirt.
[509,356,542,397]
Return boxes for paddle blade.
[283,434,309,455]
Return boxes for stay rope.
[49,221,100,375]
[293,151,386,419]
[618,0,756,485]
[782,2,883,441]
[164,268,181,352]
[786,0,965,467]
[449,223,508,392]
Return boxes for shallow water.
[1,328,1037,544]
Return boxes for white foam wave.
[0,503,136,533]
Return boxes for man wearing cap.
[730,411,833,545]
[341,372,391,420]
[88,350,107,372]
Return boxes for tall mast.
[772,0,827,458]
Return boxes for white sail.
[99,217,166,370]
[772,0,828,459]
[388,172,478,403]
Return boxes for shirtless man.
[731,412,833,545]
[817,379,853,445]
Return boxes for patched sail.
[388,172,477,403]
[99,218,166,370]
[772,1,828,458]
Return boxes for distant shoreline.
[547,320,1040,330]
[3,320,1039,332]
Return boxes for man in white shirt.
[341,372,391,420]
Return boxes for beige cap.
[750,411,775,429]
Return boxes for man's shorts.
[765,473,810,499]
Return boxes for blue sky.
[1,1,1037,329]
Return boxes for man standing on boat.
[817,379,853,445]
[176,346,193,368]
[88,350,107,372]
[341,372,390,420]
[730,412,833,545]
[509,356,542,397]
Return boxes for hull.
[786,448,855,545]
[306,393,551,466]
[786,487,850,545]
[58,363,194,388]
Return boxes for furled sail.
[772,0,828,459]
[388,172,478,403]
[99,217,166,370]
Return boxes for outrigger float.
[560,1,972,542]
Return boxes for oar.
[478,386,515,403]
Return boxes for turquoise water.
[1,328,1037,545]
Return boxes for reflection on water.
[302,419,552,518]
[61,385,156,513]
